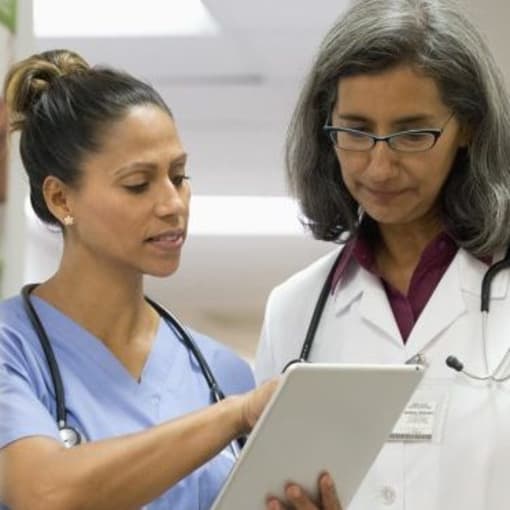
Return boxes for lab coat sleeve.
[254,289,279,385]
[254,247,344,385]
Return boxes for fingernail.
[287,485,301,498]
[267,500,279,510]
[322,473,333,488]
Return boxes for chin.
[362,205,414,225]
[144,262,181,278]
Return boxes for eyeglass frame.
[323,112,455,153]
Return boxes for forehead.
[99,104,178,147]
[84,104,183,168]
[335,65,446,117]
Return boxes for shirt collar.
[331,229,458,294]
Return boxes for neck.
[34,246,156,350]
[376,215,443,267]
[373,214,443,294]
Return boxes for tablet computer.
[212,362,424,510]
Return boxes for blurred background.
[1,0,509,361]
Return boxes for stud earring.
[63,215,74,226]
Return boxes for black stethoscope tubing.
[480,247,510,312]
[21,284,241,449]
[282,250,344,372]
[145,297,226,403]
[22,284,68,427]
[284,245,510,374]
[298,250,345,362]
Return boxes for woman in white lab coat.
[255,0,510,509]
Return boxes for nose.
[363,140,399,182]
[154,179,188,218]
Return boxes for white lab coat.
[255,247,510,510]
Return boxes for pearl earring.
[63,215,74,226]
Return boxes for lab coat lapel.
[333,264,402,346]
[330,248,508,352]
[458,247,509,299]
[405,250,468,355]
[358,269,403,345]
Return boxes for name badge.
[389,400,436,441]
[388,381,450,443]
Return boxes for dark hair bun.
[3,49,90,131]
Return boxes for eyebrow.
[334,113,438,125]
[113,153,188,177]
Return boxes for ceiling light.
[189,196,307,236]
[34,0,219,38]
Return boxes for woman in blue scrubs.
[0,50,341,510]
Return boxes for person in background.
[255,0,510,508]
[0,50,341,510]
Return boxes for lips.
[365,186,404,195]
[147,231,183,242]
[145,230,185,250]
[364,186,407,200]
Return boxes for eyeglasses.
[323,113,455,153]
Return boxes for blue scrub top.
[0,295,255,510]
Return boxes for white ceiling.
[33,0,510,359]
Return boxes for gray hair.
[286,0,510,256]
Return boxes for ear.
[41,175,74,225]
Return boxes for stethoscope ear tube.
[21,285,83,448]
[480,245,510,312]
[145,297,221,397]
[21,285,69,427]
[447,246,510,382]
[144,297,245,450]
[297,250,345,363]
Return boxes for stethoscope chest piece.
[59,423,82,448]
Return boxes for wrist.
[224,395,249,436]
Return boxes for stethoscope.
[21,284,244,454]
[283,245,510,382]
